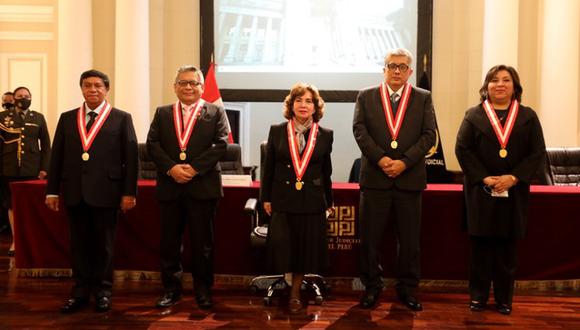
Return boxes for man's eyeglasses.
[386,63,410,72]
[176,80,202,87]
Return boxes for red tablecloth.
[11,180,580,280]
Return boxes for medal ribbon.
[173,99,205,151]
[380,82,412,143]
[287,120,319,183]
[77,102,112,153]
[482,99,519,149]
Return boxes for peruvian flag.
[202,62,234,143]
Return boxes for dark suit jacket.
[0,109,51,177]
[455,103,546,238]
[146,102,229,201]
[46,107,138,208]
[260,122,333,214]
[353,85,436,191]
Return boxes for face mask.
[2,103,14,111]
[15,98,31,110]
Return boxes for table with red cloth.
[11,180,580,281]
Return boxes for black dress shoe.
[398,295,423,311]
[60,297,88,314]
[359,291,380,309]
[496,303,512,315]
[156,292,181,308]
[95,296,112,312]
[469,300,486,312]
[196,293,213,310]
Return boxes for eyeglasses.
[176,80,202,87]
[386,63,409,72]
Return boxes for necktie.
[19,112,25,121]
[86,111,97,131]
[391,93,400,116]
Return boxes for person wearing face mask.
[2,92,15,111]
[0,86,51,256]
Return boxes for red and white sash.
[482,99,519,158]
[173,99,205,160]
[379,82,412,148]
[287,120,319,190]
[77,101,112,161]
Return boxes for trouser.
[159,195,218,295]
[469,236,517,306]
[359,188,422,297]
[67,201,118,299]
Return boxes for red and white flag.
[202,62,234,143]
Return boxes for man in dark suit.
[147,65,229,310]
[353,48,436,311]
[46,69,138,313]
[1,87,51,254]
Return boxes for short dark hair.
[282,83,325,122]
[13,86,31,97]
[2,91,13,97]
[479,65,523,103]
[79,69,110,90]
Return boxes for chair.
[138,143,157,179]
[219,143,244,175]
[545,147,580,185]
[245,141,326,306]
[348,158,361,183]
[220,143,258,180]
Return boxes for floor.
[0,229,579,329]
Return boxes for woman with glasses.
[0,86,51,256]
[455,65,546,315]
[261,82,333,314]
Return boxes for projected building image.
[216,0,416,73]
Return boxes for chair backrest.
[348,158,361,183]
[259,141,268,181]
[546,147,580,186]
[220,143,244,175]
[138,143,157,179]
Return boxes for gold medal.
[179,151,187,161]
[391,140,398,149]
[295,180,303,191]
[499,148,508,158]
[82,152,90,161]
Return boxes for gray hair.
[174,65,205,85]
[384,48,414,66]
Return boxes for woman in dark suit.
[260,83,333,314]
[455,65,546,315]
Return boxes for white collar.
[386,84,404,98]
[86,100,106,115]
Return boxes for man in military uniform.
[2,91,14,111]
[0,86,51,255]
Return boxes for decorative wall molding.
[0,5,54,23]
[0,53,48,115]
[0,31,54,41]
